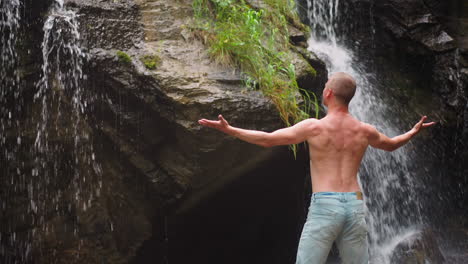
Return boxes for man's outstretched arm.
[368,116,436,151]
[198,114,318,147]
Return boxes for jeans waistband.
[312,191,364,201]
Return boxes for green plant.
[140,54,161,70]
[192,0,319,154]
[116,50,132,64]
[263,0,306,31]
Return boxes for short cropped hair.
[329,72,356,105]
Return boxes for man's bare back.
[306,113,369,192]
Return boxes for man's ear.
[325,88,333,99]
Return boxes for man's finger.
[199,119,215,123]
[199,120,214,126]
[422,122,436,127]
[418,116,427,124]
[218,114,228,125]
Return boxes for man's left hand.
[198,114,231,134]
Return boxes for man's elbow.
[260,140,274,148]
[376,142,398,152]
[384,142,401,152]
[384,146,398,152]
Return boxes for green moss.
[191,0,317,155]
[116,50,132,64]
[140,54,161,70]
[306,64,317,77]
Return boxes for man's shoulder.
[296,118,322,136]
[297,117,321,126]
[357,121,379,139]
[306,117,321,123]
[305,117,323,129]
[353,119,373,129]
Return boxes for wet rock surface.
[366,1,468,261]
[390,229,445,264]
[1,0,326,263]
[295,0,467,262]
[375,0,468,219]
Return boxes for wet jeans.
[295,192,369,264]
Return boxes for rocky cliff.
[295,0,468,262]
[0,0,326,263]
[371,0,468,224]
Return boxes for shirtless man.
[198,72,435,264]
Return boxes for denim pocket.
[302,208,339,240]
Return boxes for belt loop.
[312,193,316,202]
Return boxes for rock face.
[304,0,468,212]
[391,229,445,264]
[295,0,467,262]
[0,0,326,263]
[346,0,468,260]
[371,0,468,222]
[372,0,467,110]
[297,0,467,113]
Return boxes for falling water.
[305,0,427,262]
[33,0,102,238]
[0,0,21,145]
[0,0,21,138]
[0,0,23,262]
[35,0,87,152]
[0,0,20,87]
[1,0,101,262]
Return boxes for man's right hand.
[368,116,436,151]
[411,116,436,135]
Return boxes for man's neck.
[325,103,349,116]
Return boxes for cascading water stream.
[305,0,427,262]
[0,0,21,143]
[35,0,86,152]
[33,0,102,235]
[0,0,20,88]
[0,0,23,261]
[0,0,21,152]
[1,0,101,262]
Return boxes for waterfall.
[305,0,426,262]
[0,0,23,262]
[0,0,20,87]
[0,0,21,144]
[1,0,101,261]
[33,0,102,234]
[35,0,86,152]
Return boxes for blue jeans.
[295,192,369,264]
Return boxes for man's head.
[322,72,356,106]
